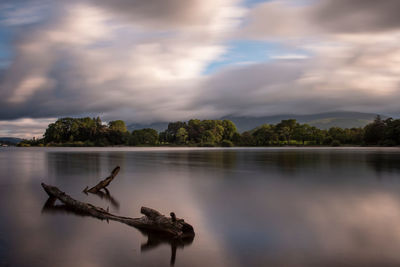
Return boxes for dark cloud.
[195,61,305,115]
[1,0,237,30]
[241,0,400,39]
[1,0,400,138]
[313,0,400,33]
[194,59,400,118]
[0,0,240,122]
[89,0,227,29]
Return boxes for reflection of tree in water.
[47,152,101,178]
[41,197,193,266]
[245,151,325,175]
[366,153,400,175]
[104,152,127,173]
[245,150,372,176]
[157,150,238,170]
[200,151,237,169]
[47,152,127,183]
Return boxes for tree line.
[18,115,400,147]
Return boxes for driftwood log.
[42,197,193,266]
[83,166,120,193]
[42,183,195,238]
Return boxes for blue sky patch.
[203,40,309,75]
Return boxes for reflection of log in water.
[84,188,120,210]
[139,228,193,266]
[41,183,194,266]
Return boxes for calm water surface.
[1,147,400,267]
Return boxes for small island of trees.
[18,115,400,147]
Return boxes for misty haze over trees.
[17,116,400,147]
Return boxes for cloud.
[0,118,55,138]
[218,0,400,116]
[194,56,400,118]
[89,0,244,31]
[270,54,309,60]
[1,0,400,138]
[241,0,400,39]
[0,0,244,123]
[313,0,400,33]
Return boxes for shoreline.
[5,145,400,149]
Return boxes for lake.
[1,147,400,267]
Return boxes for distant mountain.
[225,112,384,132]
[127,112,385,133]
[127,122,169,132]
[0,137,23,145]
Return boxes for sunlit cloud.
[0,118,55,138]
[0,0,400,137]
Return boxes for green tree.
[252,124,276,146]
[163,121,186,143]
[240,131,255,146]
[328,127,346,144]
[364,115,385,145]
[187,119,203,143]
[276,119,297,144]
[131,128,159,145]
[383,118,400,146]
[222,120,238,141]
[108,120,127,132]
[293,124,312,145]
[176,127,188,144]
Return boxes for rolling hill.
[127,112,385,133]
[224,112,383,132]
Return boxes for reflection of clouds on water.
[0,149,47,184]
[237,148,400,181]
[2,148,400,266]
[191,174,400,266]
[366,152,400,176]
[112,151,240,267]
[306,192,400,259]
[1,148,237,267]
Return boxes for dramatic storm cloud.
[0,0,400,136]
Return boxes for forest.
[18,115,400,147]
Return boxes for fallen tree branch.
[41,183,195,238]
[83,166,120,193]
[42,198,193,266]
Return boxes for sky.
[0,0,400,137]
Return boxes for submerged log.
[42,198,194,266]
[83,166,120,193]
[41,183,194,238]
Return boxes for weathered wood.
[42,183,195,238]
[42,199,194,266]
[141,207,162,219]
[83,166,120,193]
